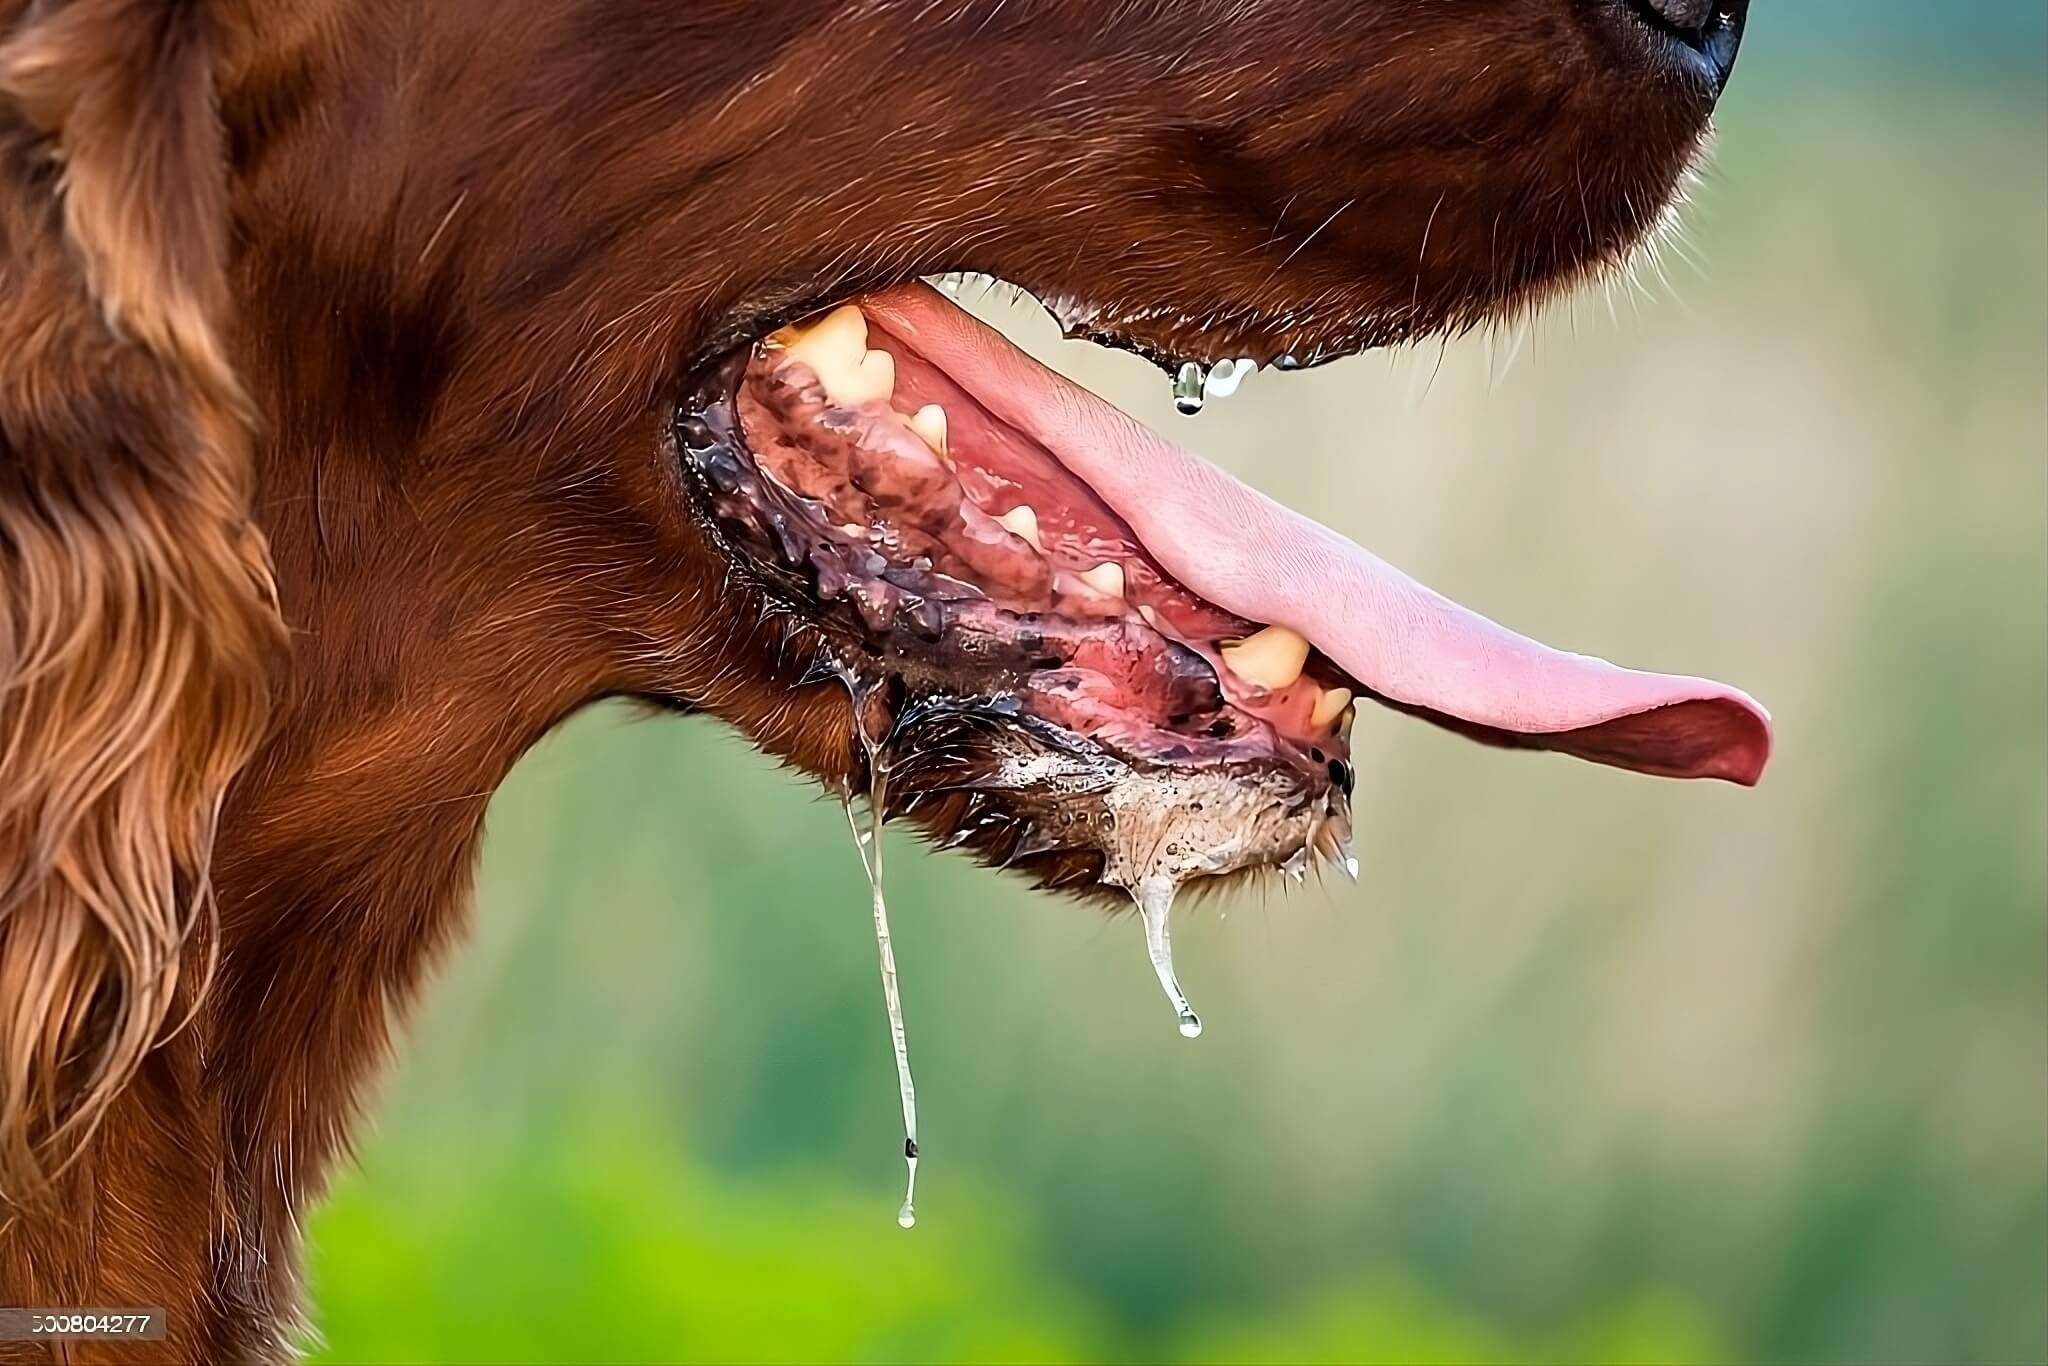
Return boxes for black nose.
[1641,0,1714,26]
[1621,0,1749,90]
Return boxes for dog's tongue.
[864,285,1772,785]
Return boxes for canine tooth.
[780,305,895,405]
[1221,625,1310,691]
[1311,686,1354,731]
[996,504,1043,550]
[778,303,865,356]
[907,403,948,456]
[826,349,895,406]
[1078,562,1126,600]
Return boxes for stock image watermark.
[0,1308,167,1341]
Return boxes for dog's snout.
[1641,0,1715,28]
[1616,0,1750,91]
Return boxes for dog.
[0,1,1767,1358]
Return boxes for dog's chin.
[670,277,1772,900]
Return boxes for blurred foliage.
[302,30,2048,1366]
[306,1126,1101,1363]
[306,1128,1724,1365]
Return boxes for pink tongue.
[863,285,1772,785]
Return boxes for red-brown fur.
[0,1,1729,1357]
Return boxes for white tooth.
[996,504,1043,551]
[779,305,895,406]
[1138,604,1162,629]
[777,303,865,357]
[831,349,895,406]
[906,404,948,457]
[1078,562,1126,600]
[1311,686,1354,731]
[1221,625,1310,691]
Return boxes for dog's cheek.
[561,429,864,787]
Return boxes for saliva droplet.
[897,1138,919,1228]
[1202,358,1256,401]
[1281,846,1310,885]
[1172,361,1207,416]
[1133,876,1203,1039]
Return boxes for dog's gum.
[676,336,1357,895]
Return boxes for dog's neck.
[212,449,610,1087]
[29,465,605,1357]
[0,623,578,1361]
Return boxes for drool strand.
[1133,875,1202,1039]
[845,750,921,1229]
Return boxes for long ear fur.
[0,0,282,1198]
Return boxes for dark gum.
[673,334,1356,886]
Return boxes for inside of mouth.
[688,304,1359,777]
[684,283,1770,795]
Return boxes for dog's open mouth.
[674,282,1773,896]
[674,279,1772,1221]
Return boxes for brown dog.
[0,1,1766,1358]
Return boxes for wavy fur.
[0,0,279,1202]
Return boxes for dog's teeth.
[1311,686,1354,731]
[775,302,864,356]
[907,404,948,458]
[1078,561,1126,600]
[1221,625,1310,691]
[777,305,895,406]
[996,503,1043,551]
[856,351,897,404]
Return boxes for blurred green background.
[304,7,2048,1363]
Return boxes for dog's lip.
[863,282,1774,785]
[1026,286,1367,381]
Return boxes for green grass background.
[302,11,2048,1363]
